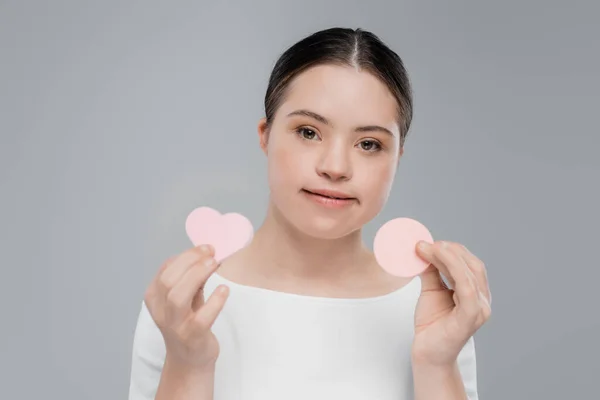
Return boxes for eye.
[358,140,382,152]
[295,127,319,141]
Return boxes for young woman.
[129,27,491,400]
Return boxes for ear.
[257,117,269,155]
[397,146,404,165]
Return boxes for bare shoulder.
[362,252,416,294]
[372,266,415,293]
[214,247,414,298]
[213,247,255,284]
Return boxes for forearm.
[412,361,468,400]
[155,356,215,400]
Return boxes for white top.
[129,272,479,400]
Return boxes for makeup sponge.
[373,217,434,278]
[185,206,254,262]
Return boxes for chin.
[270,190,380,240]
[290,213,363,240]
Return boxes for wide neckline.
[210,272,420,305]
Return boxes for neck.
[244,200,372,283]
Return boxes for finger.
[190,256,221,311]
[192,284,230,332]
[416,241,455,291]
[145,254,178,311]
[457,244,492,306]
[447,243,492,327]
[160,244,215,293]
[150,255,177,288]
[165,256,219,325]
[477,290,492,322]
[432,242,481,324]
[419,262,450,293]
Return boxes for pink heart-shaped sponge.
[185,206,254,262]
[373,217,434,278]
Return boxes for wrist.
[412,360,459,376]
[411,352,461,382]
[163,355,216,379]
[411,348,459,370]
[156,356,216,400]
[412,361,466,400]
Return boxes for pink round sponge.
[373,217,434,278]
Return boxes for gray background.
[1,0,598,398]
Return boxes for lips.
[302,188,355,200]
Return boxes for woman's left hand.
[411,240,492,367]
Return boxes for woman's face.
[258,64,403,239]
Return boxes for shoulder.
[211,247,259,287]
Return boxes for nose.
[315,141,352,182]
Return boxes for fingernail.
[418,241,429,250]
[204,258,216,267]
[441,273,454,290]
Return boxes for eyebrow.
[286,109,396,137]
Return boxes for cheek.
[359,159,397,205]
[267,134,303,189]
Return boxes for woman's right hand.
[144,244,230,371]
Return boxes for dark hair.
[264,27,414,147]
